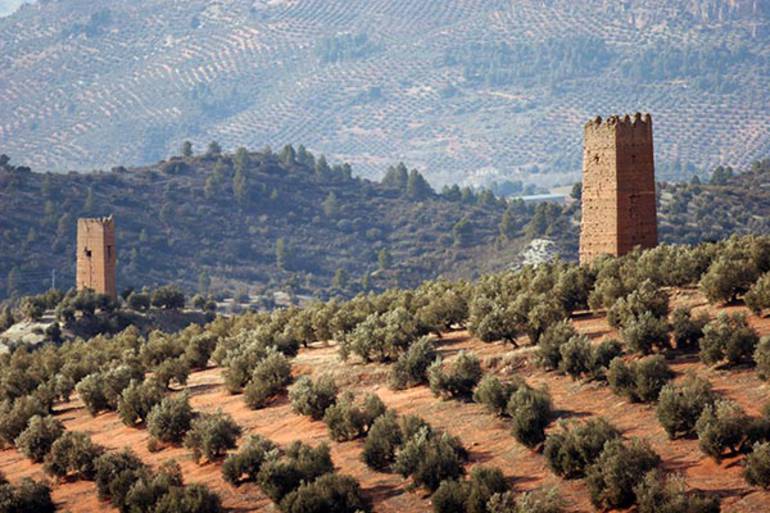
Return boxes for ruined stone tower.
[579,113,657,265]
[76,216,117,299]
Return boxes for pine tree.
[315,155,331,179]
[332,269,348,289]
[198,272,211,295]
[233,167,248,204]
[207,141,222,156]
[83,186,94,212]
[382,163,409,190]
[322,192,338,217]
[499,208,516,240]
[276,239,288,270]
[181,141,193,157]
[406,170,433,199]
[378,249,393,270]
[279,144,296,165]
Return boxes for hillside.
[3,149,770,302]
[5,302,768,513]
[1,0,768,187]
[658,158,770,244]
[3,237,770,512]
[0,148,568,301]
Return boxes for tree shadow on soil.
[184,382,221,396]
[365,483,405,502]
[662,455,700,473]
[554,409,592,420]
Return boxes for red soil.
[1,288,769,512]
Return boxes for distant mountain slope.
[0,148,563,300]
[0,0,768,186]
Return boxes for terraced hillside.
[1,0,768,186]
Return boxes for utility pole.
[51,269,56,291]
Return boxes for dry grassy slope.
[1,288,770,512]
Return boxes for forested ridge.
[0,146,573,301]
[2,146,770,302]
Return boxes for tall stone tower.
[579,113,657,265]
[76,216,117,299]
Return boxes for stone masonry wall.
[76,216,117,299]
[579,113,657,265]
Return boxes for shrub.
[184,411,242,463]
[755,336,770,380]
[185,333,218,369]
[289,375,338,420]
[544,418,620,479]
[536,320,577,371]
[122,460,183,513]
[155,357,191,389]
[607,356,672,403]
[656,375,716,439]
[585,438,660,509]
[634,470,720,513]
[699,255,757,305]
[127,291,151,311]
[147,394,194,445]
[0,477,56,513]
[433,479,467,513]
[76,373,110,415]
[222,435,277,486]
[620,311,671,355]
[428,351,483,400]
[744,441,770,488]
[465,466,508,513]
[94,449,147,506]
[362,411,402,470]
[117,379,164,426]
[506,386,553,448]
[151,285,186,310]
[634,355,675,402]
[670,307,708,351]
[473,375,523,416]
[257,442,334,503]
[695,400,748,460]
[14,415,64,462]
[0,396,48,446]
[393,427,467,491]
[153,483,222,513]
[487,488,564,513]
[399,414,433,440]
[432,466,508,513]
[141,331,186,368]
[222,343,268,393]
[468,297,518,344]
[746,272,770,315]
[44,431,103,480]
[590,339,624,377]
[389,336,437,390]
[280,473,369,513]
[243,348,292,409]
[558,335,593,379]
[607,280,669,329]
[523,297,567,344]
[323,392,386,442]
[77,365,143,415]
[747,403,770,444]
[699,312,758,366]
[339,307,418,362]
